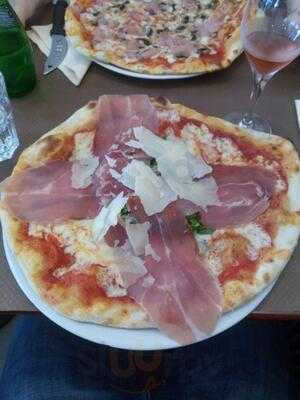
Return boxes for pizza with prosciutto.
[1,95,300,345]
[65,0,246,75]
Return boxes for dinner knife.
[43,0,68,75]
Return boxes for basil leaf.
[186,213,214,235]
[120,205,130,217]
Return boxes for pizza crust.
[1,211,153,329]
[1,100,153,329]
[172,102,300,311]
[1,98,300,329]
[13,101,99,175]
[222,224,300,311]
[65,3,244,75]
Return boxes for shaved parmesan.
[158,137,212,181]
[133,126,212,179]
[108,242,147,288]
[131,126,218,209]
[110,163,136,190]
[111,160,177,215]
[126,139,141,149]
[92,192,127,242]
[125,221,150,256]
[134,171,176,215]
[164,175,218,209]
[71,158,99,189]
[110,127,218,217]
[70,132,99,189]
[133,126,169,158]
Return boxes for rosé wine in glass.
[225,0,300,133]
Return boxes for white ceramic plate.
[3,232,275,350]
[92,58,202,80]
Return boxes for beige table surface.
[0,6,299,316]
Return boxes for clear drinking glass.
[225,0,300,133]
[0,71,19,161]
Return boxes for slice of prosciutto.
[94,95,159,157]
[200,165,278,228]
[2,161,99,223]
[125,197,222,345]
[94,129,145,206]
[194,2,239,38]
[93,95,160,205]
[2,95,159,224]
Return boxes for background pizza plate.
[92,57,202,80]
[3,231,275,350]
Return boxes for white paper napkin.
[295,100,300,130]
[27,25,91,86]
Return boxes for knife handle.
[50,0,68,36]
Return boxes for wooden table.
[0,6,300,317]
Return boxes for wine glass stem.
[242,69,269,128]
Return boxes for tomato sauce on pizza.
[2,95,299,345]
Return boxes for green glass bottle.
[0,0,36,97]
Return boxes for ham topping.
[94,94,159,157]
[126,198,222,344]
[1,95,281,344]
[2,160,99,223]
[200,165,278,228]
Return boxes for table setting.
[0,0,300,351]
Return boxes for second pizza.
[66,0,246,75]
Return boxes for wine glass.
[225,0,300,133]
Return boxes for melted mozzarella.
[96,267,127,297]
[29,220,103,274]
[195,233,211,255]
[234,223,272,260]
[92,192,128,242]
[195,223,272,276]
[28,217,146,297]
[213,223,272,262]
[182,123,245,165]
[274,225,300,250]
